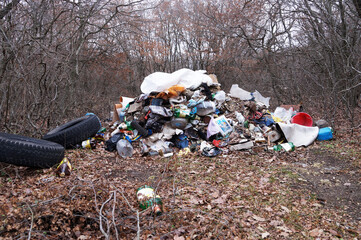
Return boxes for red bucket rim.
[291,112,313,126]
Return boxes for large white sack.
[140,68,213,94]
[229,84,253,100]
[277,123,319,147]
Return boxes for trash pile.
[102,68,333,158]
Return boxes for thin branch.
[99,192,113,240]
[136,210,140,240]
[112,191,119,240]
[26,203,34,240]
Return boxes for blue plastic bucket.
[317,127,333,141]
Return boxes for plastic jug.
[116,139,133,158]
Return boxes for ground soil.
[292,147,361,221]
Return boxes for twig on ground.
[99,192,113,240]
[26,203,34,240]
[112,190,119,240]
[137,210,140,240]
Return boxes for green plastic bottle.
[136,186,163,216]
[119,121,134,130]
[173,108,189,118]
[273,142,295,152]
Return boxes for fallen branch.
[26,203,34,240]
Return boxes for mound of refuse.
[104,68,332,158]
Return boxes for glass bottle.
[56,157,72,177]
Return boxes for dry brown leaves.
[0,132,360,239]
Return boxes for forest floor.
[0,123,360,239]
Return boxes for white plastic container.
[116,139,133,158]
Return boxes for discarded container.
[81,139,96,149]
[170,117,188,129]
[116,139,133,158]
[317,127,333,141]
[56,157,72,177]
[119,121,134,130]
[195,101,216,116]
[291,112,313,127]
[229,141,254,151]
[273,142,295,152]
[105,133,124,152]
[214,115,233,136]
[173,108,191,118]
[137,186,163,216]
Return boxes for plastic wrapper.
[229,84,252,100]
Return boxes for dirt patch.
[292,148,361,221]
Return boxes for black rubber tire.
[42,114,101,149]
[0,132,65,168]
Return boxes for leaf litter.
[0,133,360,239]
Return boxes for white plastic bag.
[140,68,213,94]
[207,117,222,139]
[229,84,252,100]
[253,90,270,108]
[214,90,226,105]
[235,111,245,124]
[273,107,294,122]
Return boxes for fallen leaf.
[211,190,219,198]
[300,198,307,205]
[212,196,226,204]
[277,226,293,233]
[270,220,283,226]
[309,228,323,237]
[252,215,266,222]
[265,206,273,212]
[174,236,185,240]
[281,206,291,213]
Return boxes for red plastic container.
[291,112,313,127]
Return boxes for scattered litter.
[137,185,163,216]
[56,157,72,177]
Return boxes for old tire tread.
[0,132,65,168]
[42,114,101,149]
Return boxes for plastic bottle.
[195,101,216,116]
[273,142,295,152]
[56,157,72,177]
[81,139,97,149]
[116,139,133,158]
[136,185,163,216]
[119,121,134,131]
[173,108,190,118]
